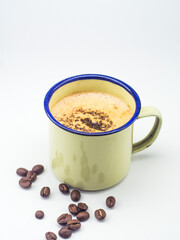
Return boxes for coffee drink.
[51,92,134,133]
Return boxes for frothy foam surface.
[51,92,134,133]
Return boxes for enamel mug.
[44,74,162,190]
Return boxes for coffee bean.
[67,219,81,231]
[32,164,44,175]
[35,210,44,219]
[68,204,79,215]
[59,183,69,194]
[16,168,28,177]
[70,190,81,202]
[77,202,88,211]
[57,213,72,225]
[59,227,72,239]
[45,232,57,240]
[76,211,89,222]
[26,171,37,182]
[40,187,50,197]
[94,209,106,220]
[106,196,116,208]
[19,177,32,188]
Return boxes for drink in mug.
[44,74,162,190]
[51,92,134,133]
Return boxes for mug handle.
[132,106,162,154]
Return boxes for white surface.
[0,0,180,239]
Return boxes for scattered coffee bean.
[40,187,50,197]
[19,177,32,188]
[76,211,89,222]
[67,219,81,231]
[45,232,57,240]
[16,167,28,177]
[57,213,72,225]
[77,202,88,212]
[35,210,44,219]
[68,204,79,215]
[106,196,116,208]
[59,183,70,194]
[26,171,37,182]
[59,227,72,239]
[70,190,81,202]
[32,164,44,175]
[17,165,116,238]
[94,209,106,221]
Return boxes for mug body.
[44,74,141,190]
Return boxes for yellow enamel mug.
[44,74,162,190]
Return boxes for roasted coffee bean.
[67,219,81,231]
[40,187,50,197]
[70,190,81,202]
[106,196,116,208]
[26,171,37,182]
[16,167,28,177]
[45,232,57,240]
[32,164,44,175]
[59,183,69,194]
[57,213,72,225]
[35,210,44,219]
[76,211,89,222]
[68,204,79,215]
[19,177,32,188]
[77,202,88,212]
[94,209,106,220]
[59,227,72,239]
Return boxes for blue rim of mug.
[44,74,141,136]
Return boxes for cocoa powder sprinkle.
[54,108,114,132]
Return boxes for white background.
[0,0,180,239]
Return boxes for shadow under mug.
[44,74,162,191]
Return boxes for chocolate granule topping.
[54,107,114,132]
